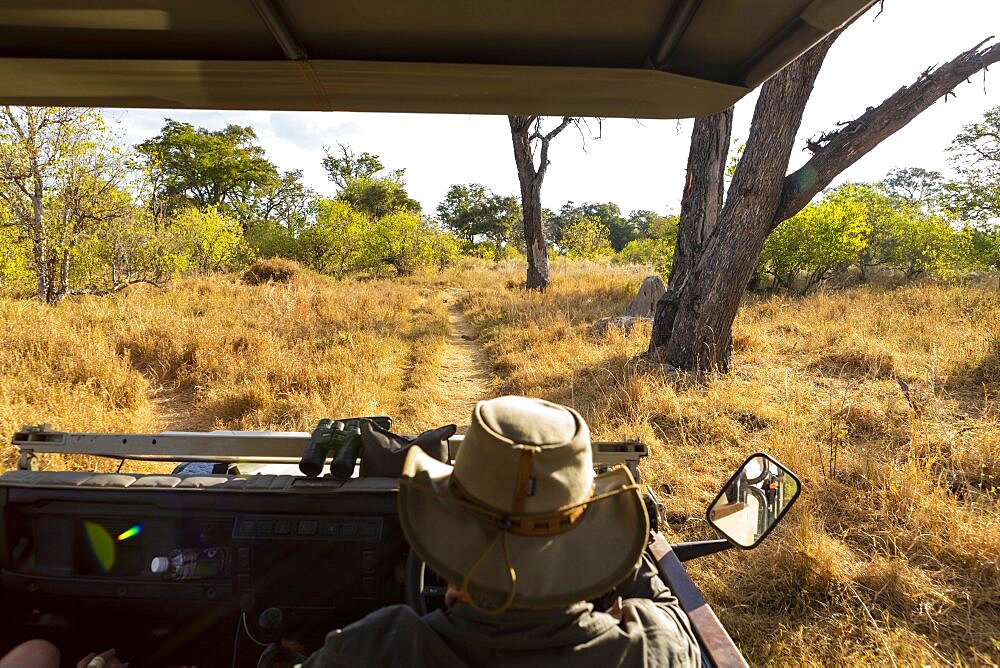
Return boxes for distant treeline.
[0,106,997,303]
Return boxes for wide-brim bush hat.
[398,395,648,613]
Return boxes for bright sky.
[104,0,1000,217]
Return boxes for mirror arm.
[672,539,734,562]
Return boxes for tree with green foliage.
[165,208,254,274]
[436,183,522,259]
[368,211,456,276]
[627,210,675,239]
[135,120,307,234]
[0,219,32,288]
[548,202,634,252]
[72,204,172,293]
[0,106,134,302]
[826,183,908,280]
[882,167,945,209]
[616,238,675,272]
[230,168,314,240]
[968,227,1000,283]
[297,199,369,277]
[321,143,386,189]
[616,212,678,272]
[760,196,870,292]
[892,214,972,280]
[321,144,419,220]
[337,175,420,220]
[944,106,1000,222]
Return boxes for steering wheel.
[404,551,449,615]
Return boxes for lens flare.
[83,521,115,572]
[117,524,142,541]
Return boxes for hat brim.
[398,446,649,609]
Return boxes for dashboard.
[0,471,408,666]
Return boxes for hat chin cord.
[460,530,518,616]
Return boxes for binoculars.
[298,418,364,481]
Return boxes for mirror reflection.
[707,454,799,548]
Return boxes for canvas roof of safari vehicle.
[0,0,872,118]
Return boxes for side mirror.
[706,453,801,549]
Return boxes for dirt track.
[424,288,496,431]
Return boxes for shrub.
[164,208,254,274]
[298,200,369,277]
[369,211,458,276]
[241,258,301,285]
[891,214,973,279]
[761,198,870,291]
[246,219,301,260]
[616,237,675,273]
[560,218,614,259]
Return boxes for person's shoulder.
[618,599,702,667]
[307,605,461,668]
[345,603,424,633]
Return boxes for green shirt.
[302,554,701,667]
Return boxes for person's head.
[399,395,648,614]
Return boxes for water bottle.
[150,548,227,579]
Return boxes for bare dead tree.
[508,115,575,290]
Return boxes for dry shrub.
[966,331,1000,386]
[240,257,301,285]
[808,346,897,379]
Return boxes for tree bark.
[650,34,837,371]
[510,116,549,289]
[649,107,733,353]
[30,177,48,304]
[649,33,1000,373]
[508,115,574,290]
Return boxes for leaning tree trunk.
[650,34,837,372]
[649,31,1000,373]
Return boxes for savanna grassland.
[1,259,998,666]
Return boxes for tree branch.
[65,278,165,297]
[775,37,1000,224]
[537,117,575,180]
[543,116,574,142]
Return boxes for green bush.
[368,211,458,276]
[616,238,675,274]
[761,197,870,291]
[164,208,254,274]
[892,214,973,280]
[297,200,370,277]
[0,225,33,290]
[561,218,614,259]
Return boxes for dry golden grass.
[1,259,997,666]
[461,261,1000,667]
[0,269,453,471]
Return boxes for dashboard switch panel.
[233,515,383,542]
